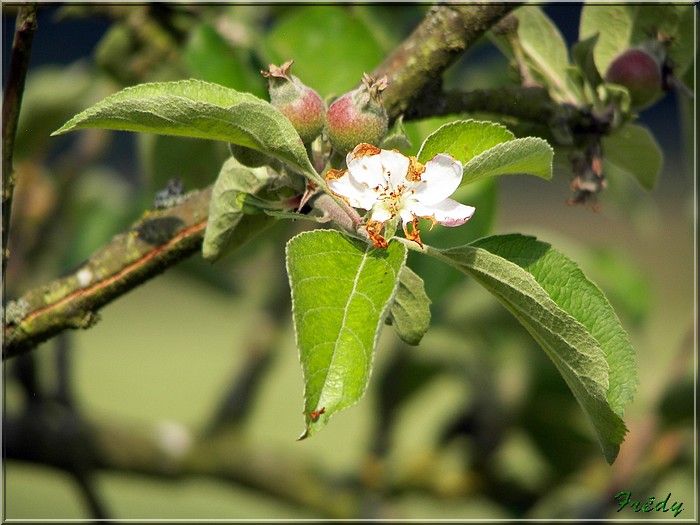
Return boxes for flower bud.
[325,73,389,155]
[604,46,663,110]
[262,60,326,144]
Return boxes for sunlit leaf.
[461,137,553,185]
[426,234,636,463]
[470,235,638,420]
[286,230,406,438]
[416,120,552,186]
[52,80,316,178]
[417,120,514,165]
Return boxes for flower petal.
[370,203,393,223]
[409,198,475,227]
[398,207,415,225]
[379,149,410,189]
[346,147,386,187]
[411,154,463,205]
[327,171,378,210]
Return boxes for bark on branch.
[372,3,521,120]
[3,187,211,359]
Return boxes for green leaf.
[602,123,662,191]
[262,5,384,97]
[427,234,635,463]
[572,34,603,94]
[579,5,632,77]
[52,79,316,179]
[416,120,553,186]
[470,235,638,420]
[580,5,695,78]
[515,6,576,104]
[286,230,407,439]
[461,137,553,185]
[387,266,431,346]
[203,157,276,262]
[416,120,514,165]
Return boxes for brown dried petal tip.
[366,220,388,249]
[352,143,381,159]
[406,156,426,182]
[325,168,347,181]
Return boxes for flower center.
[375,180,411,218]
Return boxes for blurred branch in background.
[2,3,38,281]
[6,302,692,520]
[7,333,112,519]
[204,243,290,436]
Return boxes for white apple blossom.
[326,143,475,247]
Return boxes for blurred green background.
[2,4,695,520]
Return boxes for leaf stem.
[2,4,38,283]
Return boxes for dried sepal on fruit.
[325,74,389,155]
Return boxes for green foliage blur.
[3,4,695,520]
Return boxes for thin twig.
[2,4,38,282]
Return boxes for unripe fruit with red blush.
[325,73,389,155]
[262,60,326,144]
[604,47,663,110]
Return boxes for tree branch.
[3,187,211,359]
[405,86,612,139]
[2,4,38,282]
[408,86,556,123]
[371,3,521,120]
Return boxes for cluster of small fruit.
[263,60,388,154]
